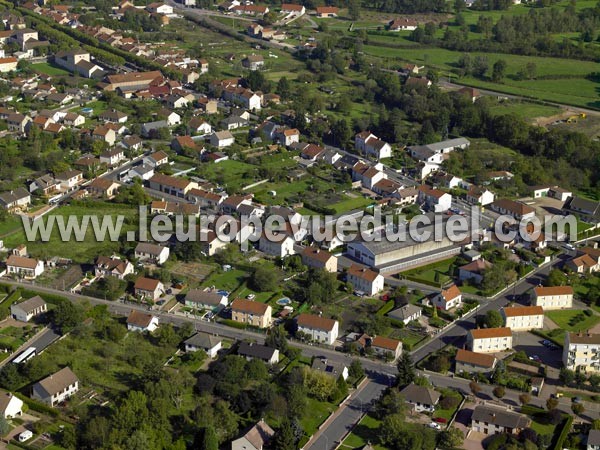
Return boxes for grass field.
[401,257,457,286]
[339,414,386,450]
[488,102,563,120]
[300,397,337,437]
[546,309,600,332]
[31,62,70,77]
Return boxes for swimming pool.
[276,297,291,306]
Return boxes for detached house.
[134,242,170,265]
[210,130,235,148]
[94,256,133,279]
[0,392,23,419]
[238,342,279,365]
[126,310,159,332]
[6,255,44,279]
[0,188,31,211]
[432,284,462,310]
[371,336,402,361]
[490,199,535,221]
[231,298,272,328]
[242,55,264,71]
[99,148,125,166]
[400,383,440,413]
[231,419,275,450]
[455,349,497,375]
[347,264,385,296]
[296,313,339,345]
[466,186,495,206]
[467,327,513,353]
[31,367,79,407]
[134,277,164,301]
[417,185,452,212]
[184,332,222,357]
[471,404,531,436]
[10,296,47,322]
[301,247,337,272]
[184,289,228,311]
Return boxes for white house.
[6,255,44,279]
[258,232,295,258]
[126,310,159,332]
[467,328,513,353]
[432,284,462,311]
[0,392,23,418]
[501,305,544,331]
[210,130,235,148]
[417,185,452,213]
[296,313,339,345]
[184,332,222,358]
[134,242,170,265]
[31,367,79,407]
[10,296,47,322]
[347,264,384,296]
[371,336,403,361]
[532,285,573,310]
[184,289,228,311]
[400,383,440,413]
[354,131,392,160]
[466,186,495,206]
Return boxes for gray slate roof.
[400,383,440,406]
[184,332,221,349]
[472,404,531,429]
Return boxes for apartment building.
[532,285,573,310]
[500,306,544,331]
[563,332,600,373]
[467,328,513,353]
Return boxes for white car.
[246,294,256,300]
[428,422,442,430]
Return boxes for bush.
[219,319,247,330]
[440,395,459,410]
[552,416,573,450]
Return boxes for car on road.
[564,243,575,251]
[572,396,582,404]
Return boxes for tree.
[375,388,406,419]
[438,427,464,449]
[473,55,489,78]
[249,266,277,292]
[492,59,507,82]
[349,359,364,381]
[0,417,9,436]
[202,426,219,450]
[57,425,76,449]
[52,300,83,333]
[469,381,481,396]
[546,269,567,287]
[519,393,531,406]
[572,403,585,415]
[546,397,558,411]
[592,419,600,430]
[493,386,505,399]
[348,0,360,20]
[272,418,296,450]
[276,77,291,100]
[396,353,415,387]
[266,325,289,355]
[484,310,503,328]
[559,368,575,385]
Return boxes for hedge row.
[13,392,59,418]
[552,415,573,450]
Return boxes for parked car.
[246,294,256,300]
[428,422,442,430]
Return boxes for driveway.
[512,331,563,370]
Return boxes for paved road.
[305,373,392,450]
[1,327,60,367]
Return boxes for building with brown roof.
[432,284,462,311]
[564,332,600,372]
[371,336,402,361]
[301,246,337,273]
[134,277,164,301]
[455,348,497,374]
[467,328,512,353]
[126,309,159,332]
[87,177,120,198]
[489,199,535,221]
[296,313,339,345]
[532,285,573,310]
[231,299,272,328]
[566,253,600,274]
[347,264,384,296]
[315,6,338,17]
[31,367,79,407]
[6,255,44,279]
[501,306,544,331]
[148,173,198,198]
[104,70,163,91]
[94,256,133,280]
[231,419,275,450]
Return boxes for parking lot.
[512,331,563,370]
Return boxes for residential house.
[197,97,218,114]
[184,289,228,311]
[347,264,385,296]
[238,342,279,364]
[259,230,295,258]
[311,357,349,380]
[354,131,392,160]
[92,125,117,146]
[148,173,198,198]
[466,186,495,206]
[31,367,79,407]
[501,306,544,331]
[210,130,235,148]
[55,170,83,190]
[99,148,125,166]
[242,55,264,71]
[315,6,338,17]
[128,165,154,181]
[0,392,23,419]
[458,86,481,103]
[6,255,44,279]
[281,3,305,14]
[471,404,531,435]
[231,419,274,450]
[187,188,224,208]
[126,309,159,332]
[432,284,462,310]
[296,313,339,345]
[6,113,30,133]
[352,162,386,190]
[29,174,59,196]
[0,57,17,72]
[94,256,133,279]
[490,199,535,221]
[400,383,440,413]
[371,336,403,361]
[532,285,573,310]
[134,242,170,265]
[10,296,47,322]
[0,188,31,211]
[134,277,164,301]
[54,50,103,78]
[301,247,337,273]
[87,178,120,199]
[563,196,600,223]
[388,304,422,325]
[454,349,497,375]
[389,18,418,31]
[144,150,168,168]
[188,117,212,135]
[566,254,599,274]
[274,128,300,146]
[467,328,513,353]
[230,298,272,328]
[417,185,452,212]
[184,333,221,357]
[99,109,128,123]
[458,259,491,284]
[588,430,600,450]
[220,115,248,130]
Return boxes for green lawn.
[488,102,562,120]
[330,194,374,213]
[401,257,457,286]
[31,62,70,76]
[300,397,337,437]
[546,309,600,332]
[339,414,387,450]
[433,391,463,421]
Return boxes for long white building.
[532,285,573,310]
[467,328,512,353]
[501,306,544,331]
